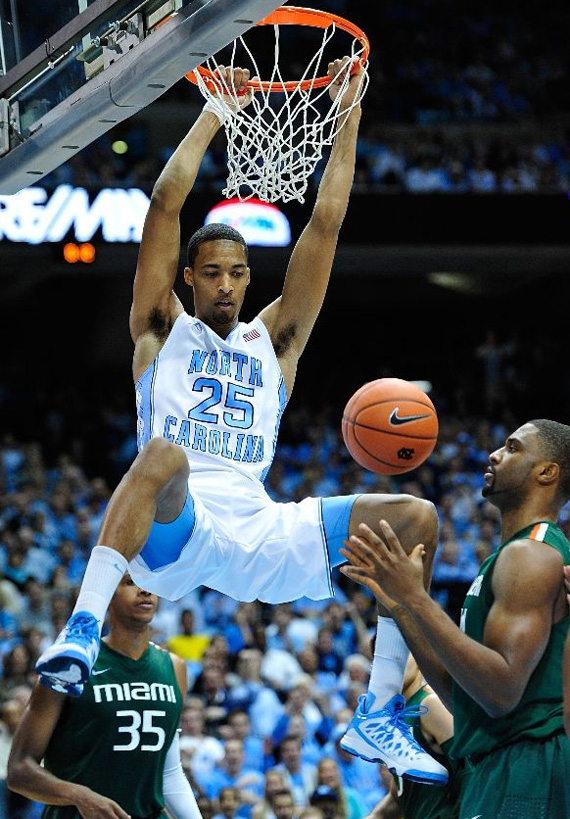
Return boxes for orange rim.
[185,5,369,93]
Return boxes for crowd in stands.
[36,0,570,194]
[3,367,569,817]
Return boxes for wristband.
[203,98,230,126]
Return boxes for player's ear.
[183,266,194,287]
[246,266,251,285]
[538,461,559,487]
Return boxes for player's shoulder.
[501,534,564,566]
[495,535,564,595]
[148,640,173,657]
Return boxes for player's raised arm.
[130,68,252,358]
[259,59,363,365]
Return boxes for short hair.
[186,223,248,268]
[219,787,240,801]
[529,419,570,500]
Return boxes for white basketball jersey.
[135,312,287,483]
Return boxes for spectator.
[214,786,242,819]
[272,789,298,819]
[274,737,318,807]
[252,769,288,819]
[308,787,340,819]
[168,608,211,661]
[228,649,284,738]
[196,739,265,819]
[179,704,225,779]
[0,646,35,703]
[228,710,266,771]
[316,758,366,819]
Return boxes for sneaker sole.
[36,653,90,686]
[339,737,449,785]
[38,674,83,698]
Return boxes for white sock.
[72,545,129,635]
[366,617,409,709]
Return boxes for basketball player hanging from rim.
[36,57,446,783]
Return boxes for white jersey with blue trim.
[135,312,287,483]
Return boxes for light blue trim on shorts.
[320,494,360,568]
[140,492,196,571]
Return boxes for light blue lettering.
[219,351,231,376]
[188,350,207,373]
[191,423,207,452]
[233,352,247,382]
[243,435,258,462]
[233,434,245,461]
[221,432,233,458]
[206,351,218,374]
[253,436,264,462]
[249,357,263,387]
[164,415,177,442]
[208,429,221,454]
[175,420,191,447]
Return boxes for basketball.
[342,378,438,475]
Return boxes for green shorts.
[459,732,570,819]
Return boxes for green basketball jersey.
[398,686,461,819]
[451,521,570,760]
[42,640,183,819]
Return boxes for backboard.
[0,0,284,193]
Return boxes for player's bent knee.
[133,438,189,486]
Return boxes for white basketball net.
[193,22,369,204]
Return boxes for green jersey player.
[342,419,570,818]
[7,574,200,819]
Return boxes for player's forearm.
[313,105,361,230]
[401,591,528,716]
[151,110,221,213]
[7,757,90,806]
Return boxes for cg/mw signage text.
[0,185,151,244]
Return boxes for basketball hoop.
[186,6,370,204]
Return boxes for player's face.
[184,240,250,330]
[110,573,158,624]
[482,423,543,508]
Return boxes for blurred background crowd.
[2,0,570,816]
[40,0,570,194]
[2,335,569,817]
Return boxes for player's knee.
[400,496,438,549]
[134,438,189,487]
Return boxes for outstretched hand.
[328,57,366,109]
[340,520,426,609]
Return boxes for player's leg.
[346,494,437,722]
[323,492,447,783]
[36,438,190,695]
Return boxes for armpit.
[148,307,171,341]
[273,322,297,357]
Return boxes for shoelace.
[66,614,99,641]
[366,700,428,752]
[386,702,429,755]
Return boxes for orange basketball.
[342,378,438,474]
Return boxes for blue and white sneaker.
[340,693,449,785]
[35,611,100,698]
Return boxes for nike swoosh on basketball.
[91,668,110,676]
[389,408,431,426]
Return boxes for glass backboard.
[0,0,284,193]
